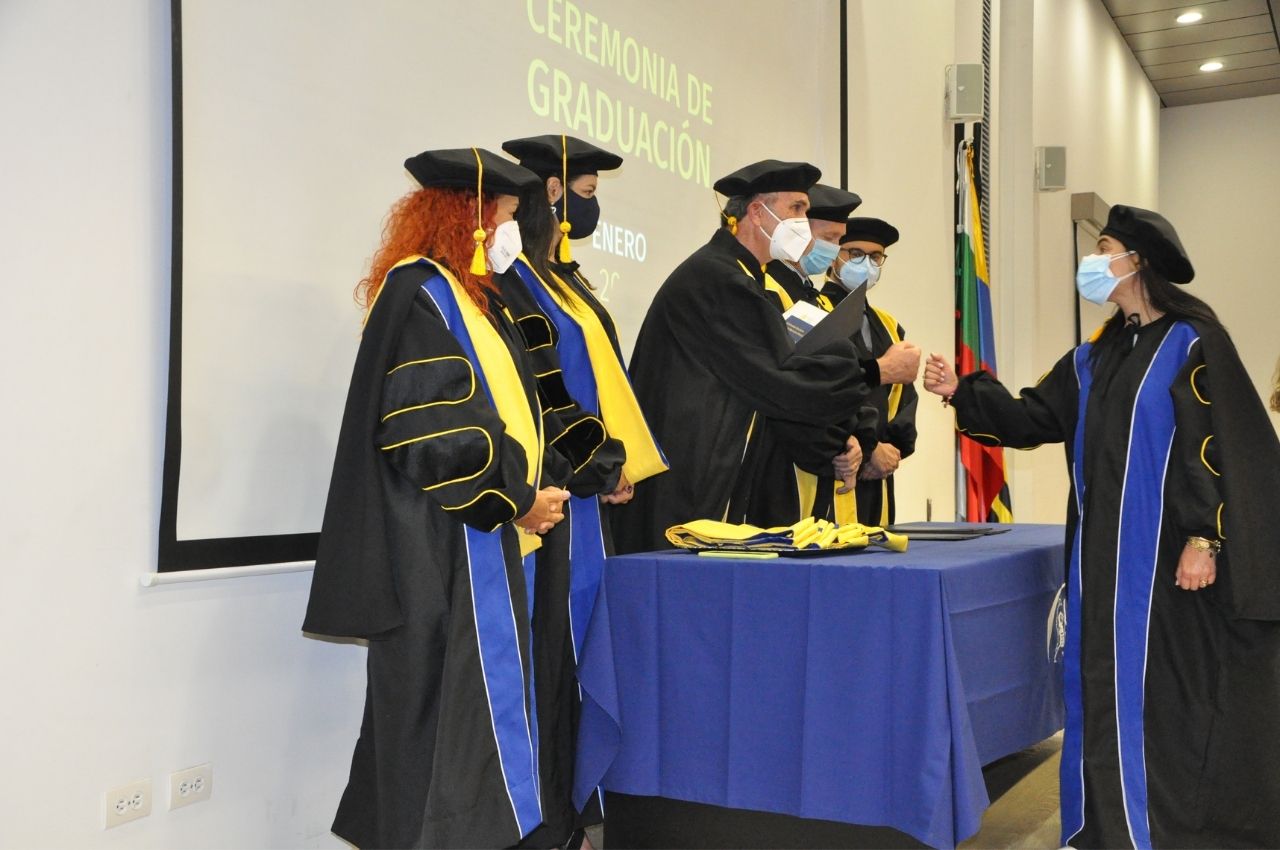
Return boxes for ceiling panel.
[1104,0,1212,15]
[1134,32,1277,64]
[1160,75,1280,103]
[1125,15,1272,51]
[1144,46,1278,78]
[1113,0,1270,35]
[1103,0,1280,105]
[1153,63,1280,90]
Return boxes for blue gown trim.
[512,259,611,663]
[1061,344,1093,845]
[423,273,544,837]
[1061,322,1198,848]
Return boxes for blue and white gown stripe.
[1061,322,1198,849]
[1061,345,1094,845]
[1113,322,1196,848]
[421,273,543,837]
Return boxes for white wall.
[1161,93,1280,432]
[0,2,364,846]
[844,0,960,522]
[1006,0,1161,523]
[845,0,1161,525]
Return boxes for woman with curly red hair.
[304,148,572,849]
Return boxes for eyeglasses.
[842,248,888,267]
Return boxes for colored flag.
[955,140,1012,522]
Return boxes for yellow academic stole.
[392,256,545,556]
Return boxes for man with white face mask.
[742,184,879,528]
[614,160,876,554]
[763,183,861,311]
[818,217,919,525]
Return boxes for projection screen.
[160,0,846,570]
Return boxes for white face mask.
[486,220,522,274]
[758,203,813,263]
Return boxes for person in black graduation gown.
[820,217,918,526]
[302,149,576,850]
[924,205,1280,848]
[745,185,868,526]
[612,160,876,553]
[495,134,667,849]
[748,193,920,528]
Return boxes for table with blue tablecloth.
[573,523,1067,849]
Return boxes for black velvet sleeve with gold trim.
[498,273,625,497]
[1190,320,1280,620]
[760,413,862,476]
[951,350,1079,449]
[1168,340,1223,541]
[374,292,537,530]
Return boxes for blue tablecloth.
[573,523,1067,849]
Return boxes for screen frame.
[157,0,852,571]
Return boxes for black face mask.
[553,189,601,239]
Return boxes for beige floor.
[960,734,1062,849]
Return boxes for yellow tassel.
[558,133,573,263]
[470,149,488,276]
[727,215,738,236]
[558,220,573,263]
[470,227,488,276]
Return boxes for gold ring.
[1199,580,1208,588]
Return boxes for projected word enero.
[592,220,647,262]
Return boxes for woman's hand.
[1175,542,1217,591]
[923,353,959,398]
[600,472,634,505]
[517,487,570,534]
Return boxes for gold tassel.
[727,215,738,236]
[470,148,488,276]
[558,220,573,263]
[470,228,488,276]
[557,133,574,263]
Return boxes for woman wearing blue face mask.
[923,204,1280,848]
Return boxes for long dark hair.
[513,181,579,303]
[1094,264,1221,347]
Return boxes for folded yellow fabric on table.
[665,516,908,553]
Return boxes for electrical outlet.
[169,763,212,810]
[103,778,151,829]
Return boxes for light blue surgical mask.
[837,254,871,290]
[1075,251,1135,304]
[800,239,840,275]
